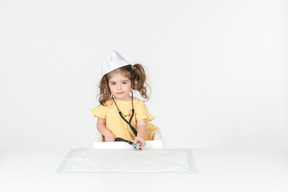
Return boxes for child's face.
[108,71,132,101]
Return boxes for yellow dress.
[92,97,159,141]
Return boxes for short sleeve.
[91,105,106,119]
[135,100,155,122]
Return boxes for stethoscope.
[112,91,142,150]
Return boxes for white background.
[1,1,288,192]
[0,0,287,149]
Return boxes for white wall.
[0,0,287,149]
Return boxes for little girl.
[92,51,160,149]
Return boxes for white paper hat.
[102,51,130,76]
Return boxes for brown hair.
[98,64,150,105]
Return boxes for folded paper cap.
[102,51,130,76]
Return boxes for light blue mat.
[56,148,195,174]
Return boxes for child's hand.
[103,130,116,142]
[134,136,146,149]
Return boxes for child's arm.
[97,118,116,142]
[134,119,147,148]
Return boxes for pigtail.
[98,75,111,105]
[132,64,150,100]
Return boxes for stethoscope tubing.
[112,91,141,150]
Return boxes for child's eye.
[122,82,127,84]
[111,82,116,85]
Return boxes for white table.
[0,147,287,192]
